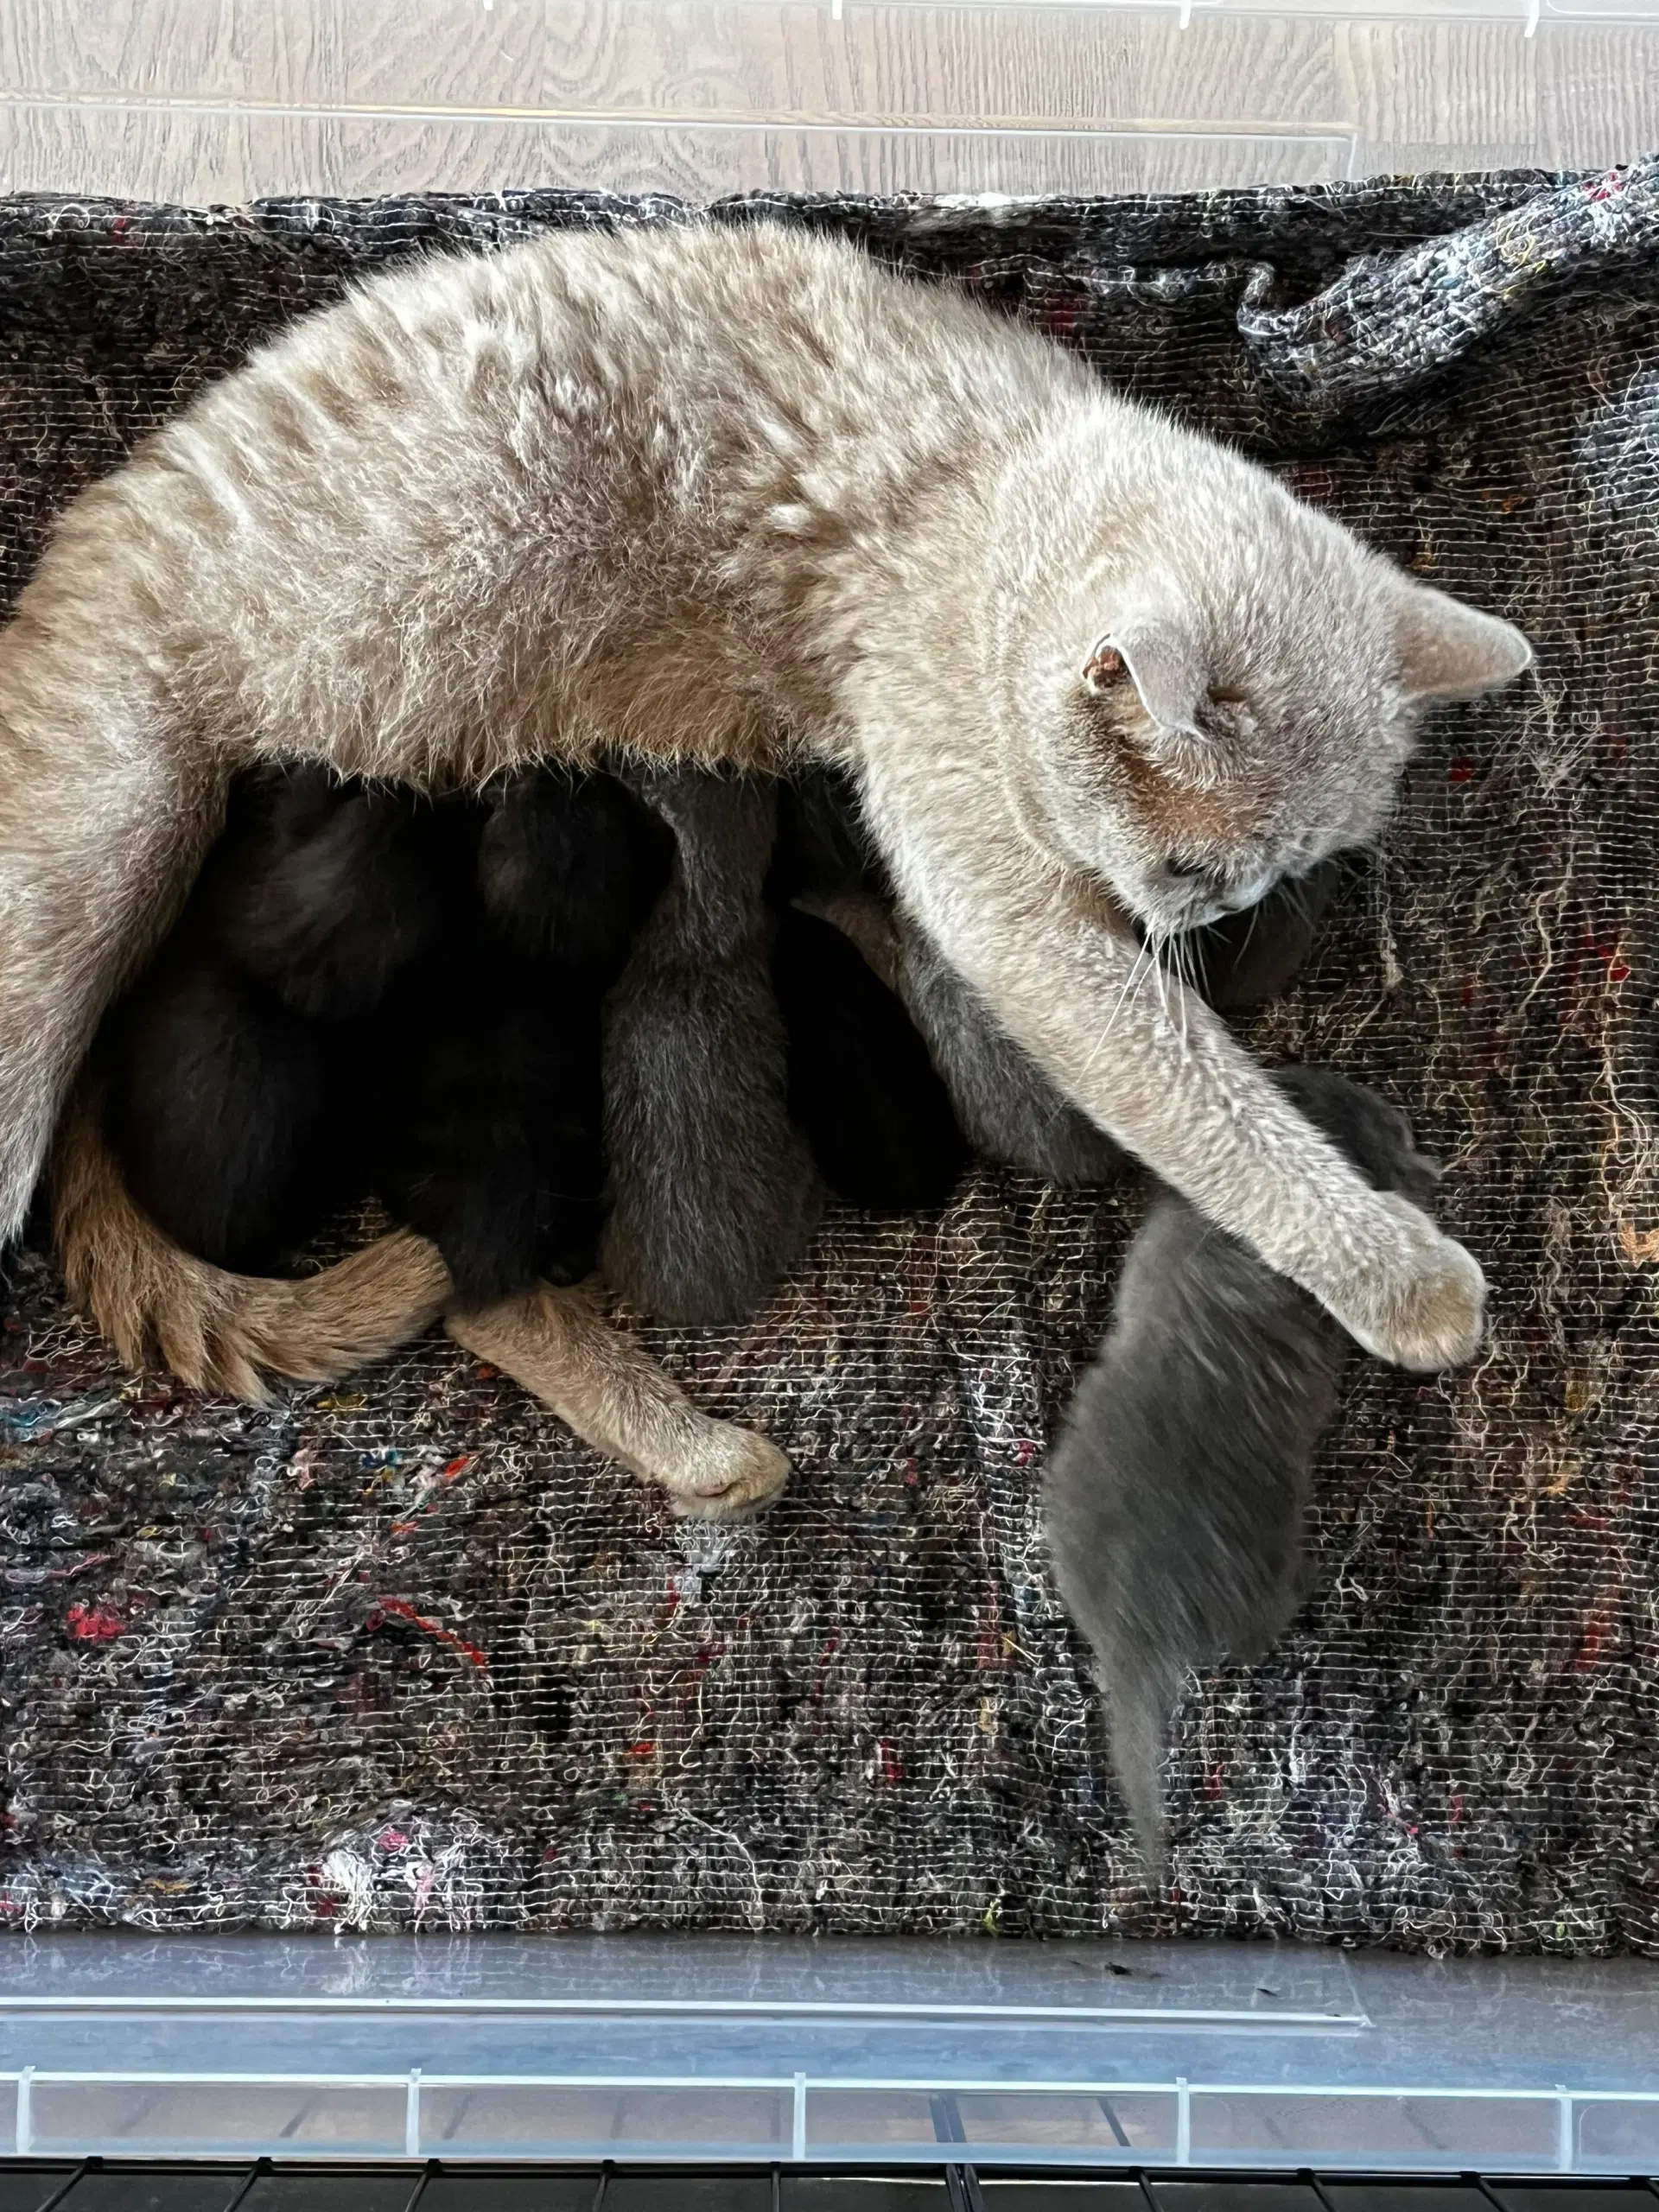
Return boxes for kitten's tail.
[51,1081,451,1401]
[1100,1642,1182,1872]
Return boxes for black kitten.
[1043,1067,1442,1864]
[600,770,822,1325]
[360,771,672,1306]
[770,772,969,1211]
[97,766,414,1272]
[100,938,346,1274]
[204,766,467,1017]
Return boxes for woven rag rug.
[1,165,1656,1950]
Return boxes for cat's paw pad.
[1334,1194,1486,1370]
[664,1423,791,1521]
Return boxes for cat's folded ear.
[1083,617,1205,739]
[1391,579,1533,700]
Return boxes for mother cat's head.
[1007,442,1533,937]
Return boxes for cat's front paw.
[1325,1192,1486,1370]
[663,1421,791,1521]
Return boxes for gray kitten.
[601,769,822,1325]
[1043,1066,1441,1863]
[782,765,1123,1184]
[804,836,1341,1187]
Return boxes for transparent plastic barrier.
[11,2073,1659,2169]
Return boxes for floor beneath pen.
[2,2170,1659,2209]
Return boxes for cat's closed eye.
[1198,690,1256,741]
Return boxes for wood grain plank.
[1097,13,1344,136]
[2,0,347,108]
[347,0,549,115]
[269,116,1353,201]
[8,1,1349,131]
[1335,20,1538,168]
[534,4,1349,132]
[0,105,1349,207]
[3,0,234,99]
[6,0,1655,206]
[1536,24,1659,173]
[0,101,252,203]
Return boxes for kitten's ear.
[1084,618,1205,737]
[1392,581,1533,700]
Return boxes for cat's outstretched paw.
[661,1421,791,1521]
[1325,1192,1486,1370]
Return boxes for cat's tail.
[51,1081,451,1400]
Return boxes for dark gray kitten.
[1043,1066,1441,1864]
[796,762,1341,1185]
[601,768,822,1325]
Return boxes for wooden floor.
[3,2,1656,208]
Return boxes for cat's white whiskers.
[1169,930,1197,1056]
[1145,922,1197,1057]
[1147,927,1171,1029]
[1102,938,1157,1040]
[1282,879,1315,928]
[1052,937,1159,1107]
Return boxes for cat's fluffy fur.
[1043,1067,1442,1863]
[2,220,1531,1384]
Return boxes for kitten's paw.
[662,1422,791,1521]
[1325,1192,1486,1370]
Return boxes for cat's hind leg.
[446,1283,791,1522]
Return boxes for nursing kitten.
[99,765,669,1304]
[769,772,970,1211]
[804,887,1128,1187]
[362,771,670,1304]
[95,774,362,1274]
[96,766,446,1274]
[1043,1068,1442,1864]
[599,769,821,1323]
[3,220,1530,1400]
[796,758,1334,1185]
